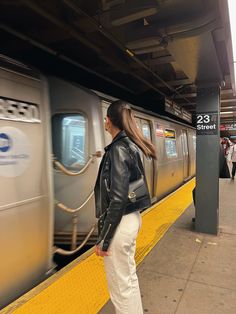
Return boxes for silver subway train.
[0,54,196,309]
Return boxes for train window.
[52,114,88,169]
[141,123,151,139]
[164,129,177,158]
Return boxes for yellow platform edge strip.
[2,178,195,314]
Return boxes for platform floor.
[1,179,194,314]
[100,178,236,314]
[3,178,235,314]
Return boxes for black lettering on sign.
[196,112,218,135]
[0,97,40,123]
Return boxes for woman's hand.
[95,245,109,257]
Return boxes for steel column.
[195,85,220,235]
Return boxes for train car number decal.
[0,97,40,123]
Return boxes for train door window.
[140,119,154,196]
[141,122,151,140]
[165,129,177,158]
[134,118,144,161]
[181,130,189,156]
[182,129,189,179]
[52,113,88,169]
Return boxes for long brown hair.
[107,100,157,159]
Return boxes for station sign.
[220,124,236,131]
[165,99,192,123]
[196,112,218,135]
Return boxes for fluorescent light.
[220,111,234,114]
[220,106,234,109]
[235,60,236,80]
[228,0,236,92]
[221,99,236,103]
[228,0,236,60]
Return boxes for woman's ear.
[104,116,110,132]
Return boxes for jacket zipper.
[99,153,109,215]
[104,179,110,192]
[103,223,111,240]
[99,211,107,219]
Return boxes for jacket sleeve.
[96,144,130,251]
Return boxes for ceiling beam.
[175,89,235,100]
[164,78,192,86]
[21,0,101,52]
[110,0,158,26]
[175,92,196,99]
[179,102,196,106]
[144,55,174,66]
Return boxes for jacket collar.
[105,130,127,152]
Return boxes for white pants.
[104,211,143,314]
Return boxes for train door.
[49,77,103,251]
[0,63,53,307]
[181,129,190,180]
[136,118,154,198]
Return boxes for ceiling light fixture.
[220,111,234,114]
[227,0,236,92]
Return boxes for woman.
[94,100,156,314]
[230,142,236,179]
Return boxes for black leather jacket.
[94,130,151,251]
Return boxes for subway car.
[0,54,196,309]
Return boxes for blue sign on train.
[0,133,11,152]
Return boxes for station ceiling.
[0,0,236,127]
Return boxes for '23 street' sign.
[196,112,218,135]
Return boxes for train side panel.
[0,66,53,308]
[154,119,185,199]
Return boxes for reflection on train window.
[142,123,151,139]
[165,129,177,158]
[52,114,88,169]
[135,118,141,130]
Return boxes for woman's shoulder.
[119,136,137,149]
[109,137,138,157]
[109,138,131,156]
[120,137,143,161]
